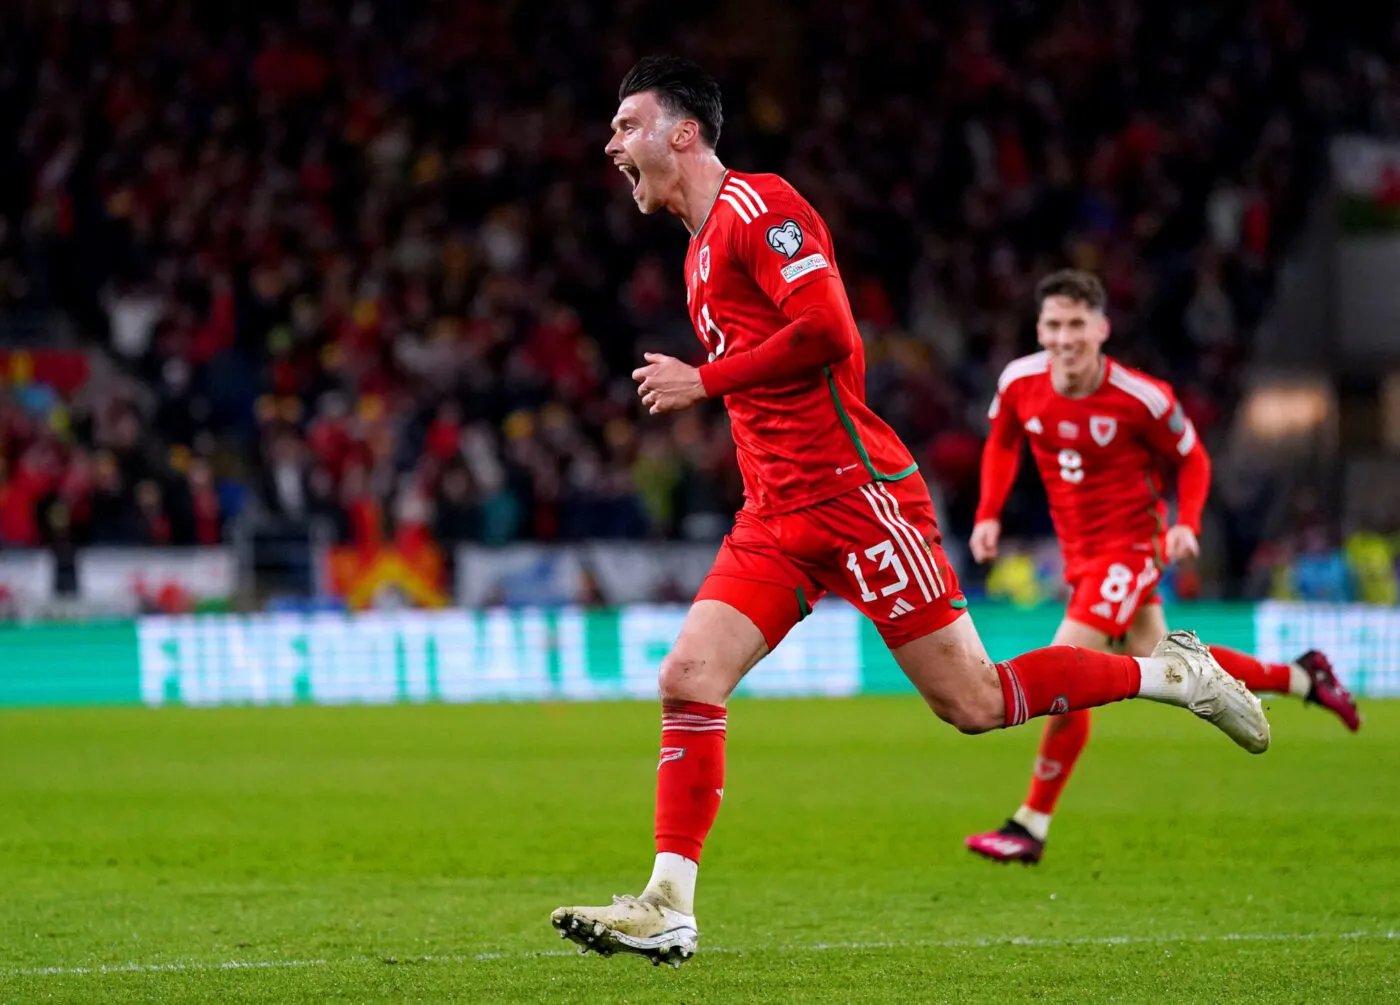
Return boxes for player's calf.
[891,614,1006,733]
[920,680,1004,734]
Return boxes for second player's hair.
[618,55,724,148]
[1035,269,1107,313]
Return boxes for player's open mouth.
[618,163,641,195]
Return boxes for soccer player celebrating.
[551,57,1270,966]
[963,269,1361,866]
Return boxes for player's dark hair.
[618,55,723,148]
[1035,269,1107,313]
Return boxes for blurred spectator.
[433,465,480,544]
[88,452,136,545]
[186,458,224,546]
[261,433,309,521]
[133,480,173,547]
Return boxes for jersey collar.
[690,169,729,239]
[1052,355,1109,399]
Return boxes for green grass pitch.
[0,695,1395,1002]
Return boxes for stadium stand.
[0,1,1394,602]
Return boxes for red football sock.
[1208,646,1292,693]
[1023,710,1092,814]
[995,646,1141,727]
[654,700,727,862]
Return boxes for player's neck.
[673,156,729,235]
[1051,355,1107,398]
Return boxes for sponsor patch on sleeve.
[780,253,830,283]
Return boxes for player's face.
[606,92,680,214]
[1037,295,1109,381]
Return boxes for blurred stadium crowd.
[0,0,1397,600]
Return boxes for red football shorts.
[1064,552,1163,640]
[695,473,968,651]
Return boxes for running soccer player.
[550,57,1269,967]
[963,269,1361,866]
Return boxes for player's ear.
[670,118,700,151]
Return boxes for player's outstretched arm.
[1165,444,1208,563]
[1171,437,1210,535]
[1143,397,1211,561]
[971,391,1025,560]
[696,277,854,398]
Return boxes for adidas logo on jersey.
[1091,601,1114,619]
[1025,417,1044,435]
[888,597,916,619]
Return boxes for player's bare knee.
[657,652,719,704]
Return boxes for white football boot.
[1153,630,1270,753]
[550,895,698,968]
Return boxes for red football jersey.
[682,171,915,515]
[982,352,1200,579]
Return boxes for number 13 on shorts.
[810,475,967,649]
[846,540,909,601]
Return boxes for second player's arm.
[970,393,1026,562]
[1145,402,1211,562]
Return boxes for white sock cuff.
[1135,656,1188,704]
[1013,805,1052,842]
[642,852,698,915]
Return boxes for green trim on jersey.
[796,586,812,621]
[823,367,918,483]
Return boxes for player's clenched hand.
[1165,524,1199,564]
[633,352,708,415]
[969,519,1001,564]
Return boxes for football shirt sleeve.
[727,187,835,308]
[975,385,1025,523]
[1142,392,1211,534]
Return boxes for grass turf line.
[0,696,1395,1002]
